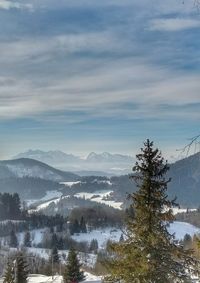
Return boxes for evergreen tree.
[80,216,87,233]
[23,231,31,247]
[119,233,124,242]
[51,233,58,249]
[89,239,98,253]
[50,246,60,264]
[183,233,192,250]
[69,219,80,235]
[57,237,64,250]
[9,230,18,248]
[106,140,198,283]
[63,248,85,283]
[3,261,15,283]
[14,253,29,283]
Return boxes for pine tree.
[63,248,85,283]
[106,140,198,283]
[14,253,29,283]
[3,261,15,283]
[9,230,18,248]
[50,246,60,264]
[80,216,87,233]
[119,233,124,242]
[89,239,98,253]
[51,233,58,249]
[23,231,31,247]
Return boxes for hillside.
[1,153,200,208]
[0,158,79,200]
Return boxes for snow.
[24,247,97,268]
[27,272,102,283]
[74,190,123,210]
[6,164,62,181]
[27,191,63,207]
[91,179,112,185]
[169,221,200,239]
[172,207,197,215]
[18,229,45,246]
[72,227,122,249]
[60,181,81,187]
[71,221,200,249]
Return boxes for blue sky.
[0,0,200,159]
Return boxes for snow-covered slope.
[74,190,123,209]
[0,158,79,182]
[27,272,102,283]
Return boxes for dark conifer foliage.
[23,231,31,247]
[3,261,15,283]
[106,140,198,283]
[50,246,60,264]
[0,193,21,220]
[14,253,29,283]
[63,248,85,283]
[9,230,18,248]
[80,216,87,233]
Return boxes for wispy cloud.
[0,0,32,10]
[149,18,200,32]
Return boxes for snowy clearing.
[26,190,63,207]
[27,272,102,283]
[74,190,123,210]
[60,181,82,187]
[72,221,200,248]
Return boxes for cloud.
[0,0,32,10]
[0,56,200,123]
[149,18,200,32]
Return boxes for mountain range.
[1,152,200,208]
[13,150,134,175]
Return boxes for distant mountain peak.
[13,149,134,174]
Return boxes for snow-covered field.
[72,221,200,249]
[60,181,82,187]
[27,190,63,207]
[172,207,197,215]
[13,221,200,253]
[74,190,123,209]
[0,272,102,283]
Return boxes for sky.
[0,0,200,159]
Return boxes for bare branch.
[177,134,200,156]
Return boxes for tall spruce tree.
[50,246,60,264]
[9,230,18,248]
[14,253,29,283]
[106,140,198,283]
[3,261,14,283]
[23,231,31,247]
[63,248,85,283]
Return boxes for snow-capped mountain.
[14,150,134,175]
[86,152,134,163]
[14,150,80,165]
[13,150,134,174]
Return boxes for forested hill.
[0,158,79,181]
[168,152,200,207]
[110,152,200,208]
[0,158,79,199]
[1,153,200,207]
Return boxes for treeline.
[0,177,61,199]
[0,213,65,237]
[69,205,124,229]
[176,209,200,227]
[0,193,21,220]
